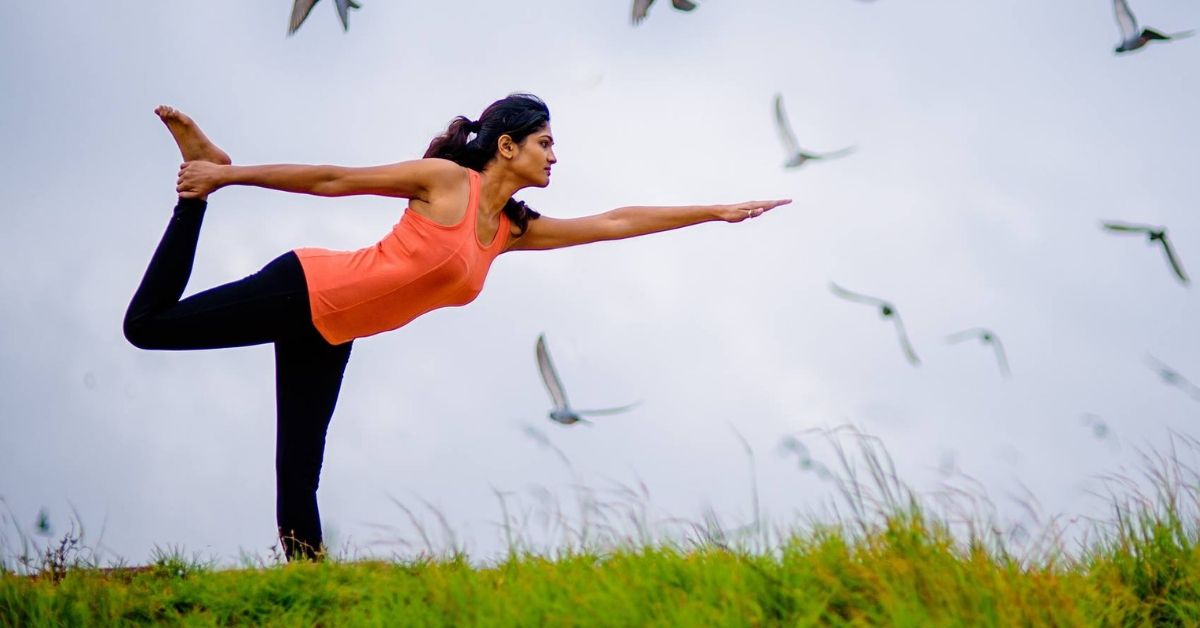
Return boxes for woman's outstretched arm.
[505,199,792,252]
[175,158,462,200]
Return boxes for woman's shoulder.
[418,158,474,189]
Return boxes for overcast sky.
[2,0,1198,565]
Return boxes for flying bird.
[829,283,920,366]
[1112,0,1193,54]
[778,436,832,478]
[1081,413,1110,439]
[535,334,639,425]
[773,94,855,169]
[945,327,1010,377]
[1146,355,1200,401]
[632,0,698,25]
[289,0,361,36]
[778,435,813,469]
[1081,413,1121,453]
[1101,221,1189,285]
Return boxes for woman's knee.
[123,310,164,350]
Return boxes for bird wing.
[1146,354,1180,382]
[990,335,1011,378]
[535,335,571,410]
[334,0,359,31]
[671,0,698,11]
[1101,221,1153,234]
[632,0,654,24]
[578,400,642,416]
[288,0,319,35]
[1114,0,1138,40]
[810,146,856,160]
[773,94,801,159]
[891,313,921,366]
[944,328,985,344]
[1158,234,1190,284]
[829,282,889,309]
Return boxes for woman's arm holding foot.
[175,158,463,201]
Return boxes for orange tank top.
[293,169,509,345]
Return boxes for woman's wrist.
[216,164,240,189]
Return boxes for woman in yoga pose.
[124,93,790,560]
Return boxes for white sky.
[2,0,1198,565]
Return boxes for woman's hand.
[715,199,793,223]
[176,161,228,199]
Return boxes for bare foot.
[154,105,232,165]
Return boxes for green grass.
[3,428,1198,626]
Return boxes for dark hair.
[424,93,549,235]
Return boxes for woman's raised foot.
[155,105,232,165]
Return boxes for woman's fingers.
[176,161,216,196]
[748,198,791,211]
[727,198,791,222]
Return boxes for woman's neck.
[477,167,524,216]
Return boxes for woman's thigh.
[125,252,314,351]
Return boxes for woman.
[124,93,790,560]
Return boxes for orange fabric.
[293,169,509,345]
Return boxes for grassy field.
[3,429,1198,626]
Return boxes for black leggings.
[124,197,353,561]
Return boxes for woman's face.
[506,124,556,188]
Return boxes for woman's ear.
[497,134,515,159]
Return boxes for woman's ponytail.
[423,115,481,167]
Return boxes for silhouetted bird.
[632,0,698,25]
[1112,0,1193,54]
[778,435,813,469]
[535,334,639,425]
[773,94,855,169]
[945,327,1010,377]
[778,436,832,478]
[1081,413,1109,438]
[1081,413,1121,452]
[1146,355,1200,401]
[289,0,360,35]
[829,283,920,366]
[35,508,51,536]
[1101,221,1189,285]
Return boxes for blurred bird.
[1101,221,1189,285]
[778,436,832,478]
[1112,0,1193,54]
[632,0,698,25]
[1081,413,1110,439]
[829,283,921,366]
[1145,355,1200,401]
[1081,413,1121,453]
[289,0,361,36]
[945,327,1010,377]
[1084,413,1118,446]
[535,334,639,425]
[778,435,814,469]
[773,94,855,169]
[35,508,51,536]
